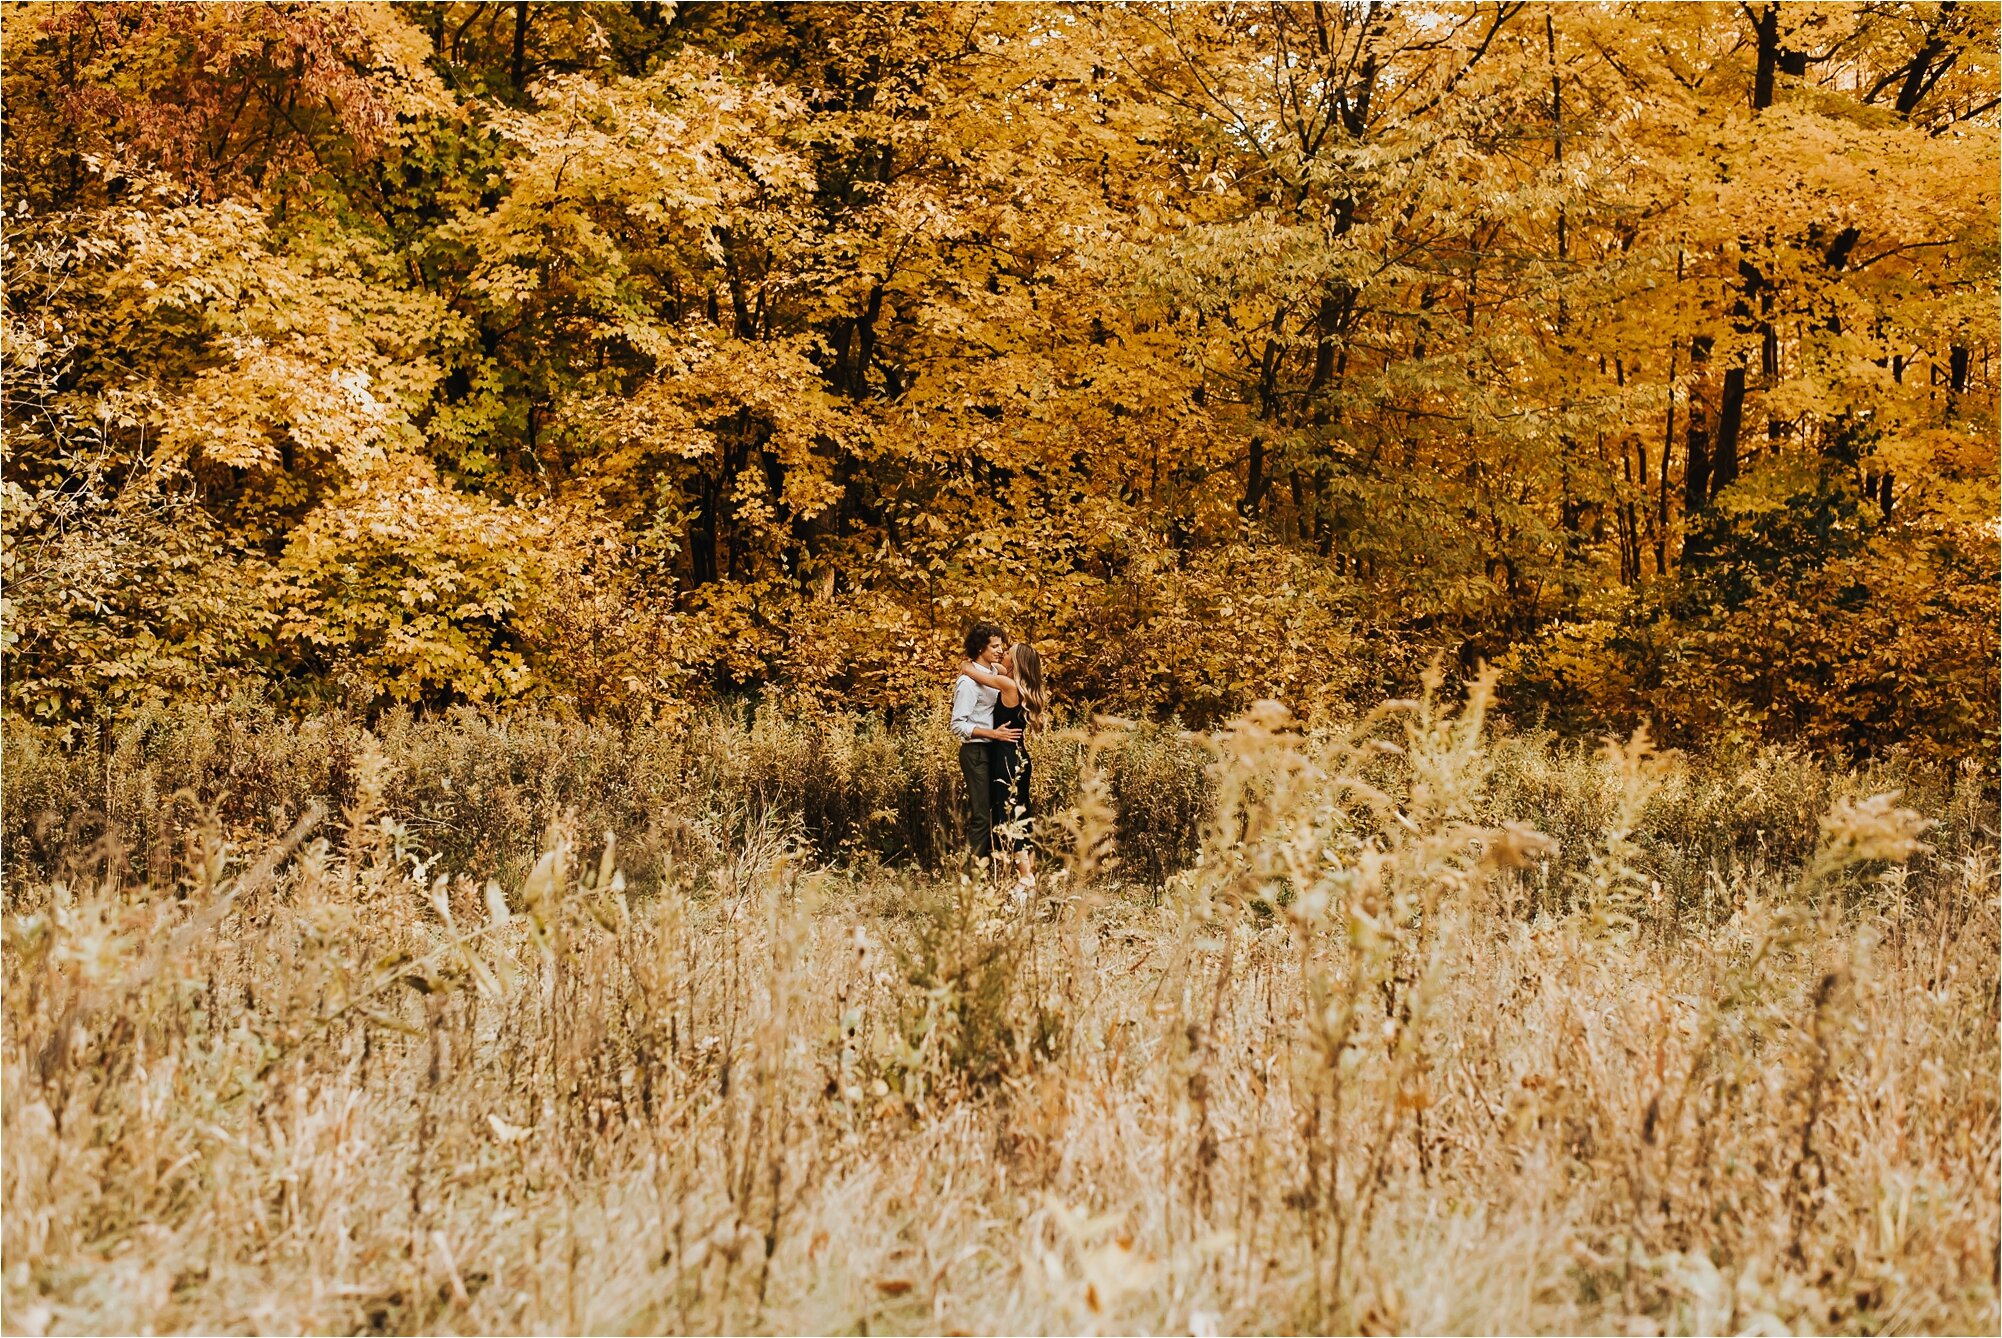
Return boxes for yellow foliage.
[1,1,1994,760]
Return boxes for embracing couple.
[948,622,1046,890]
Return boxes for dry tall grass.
[5,677,1996,1335]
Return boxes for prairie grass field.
[4,682,1996,1335]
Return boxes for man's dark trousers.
[958,740,993,861]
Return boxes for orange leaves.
[1,2,1994,745]
[29,2,447,196]
[1503,528,2000,763]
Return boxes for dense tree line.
[4,2,1995,758]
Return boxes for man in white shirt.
[950,621,1022,864]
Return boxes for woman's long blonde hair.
[1010,642,1047,734]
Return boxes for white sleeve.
[949,676,980,741]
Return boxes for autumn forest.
[5,0,1996,751]
[3,5,1999,1336]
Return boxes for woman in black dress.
[957,641,1047,891]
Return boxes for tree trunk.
[1300,290,1350,424]
[511,2,530,95]
[1658,341,1676,574]
[1242,310,1286,517]
[1710,365,1746,497]
[1683,335,1714,513]
[852,284,884,398]
[1893,3,1959,117]
[1684,417,1710,516]
[716,227,756,339]
[1244,436,1268,519]
[1751,3,1780,111]
[693,476,719,586]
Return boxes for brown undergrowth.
[4,675,1996,1335]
